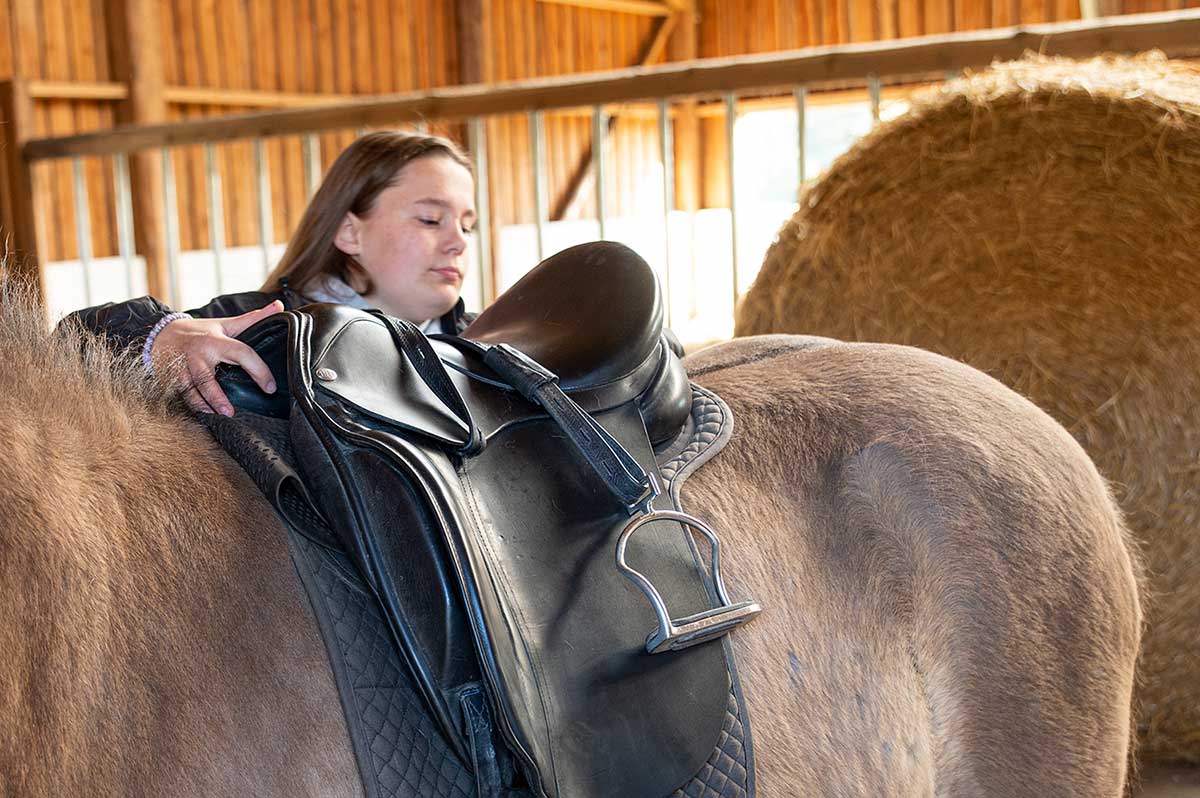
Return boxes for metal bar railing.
[112,151,136,297]
[724,93,738,306]
[468,117,494,305]
[204,143,226,295]
[592,105,608,240]
[160,148,182,309]
[71,157,94,305]
[794,86,807,190]
[529,111,547,262]
[254,139,274,279]
[657,97,673,328]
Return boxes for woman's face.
[335,154,476,323]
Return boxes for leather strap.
[481,342,656,512]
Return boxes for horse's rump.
[683,335,1143,796]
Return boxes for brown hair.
[262,131,472,296]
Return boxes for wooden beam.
[26,9,1200,160]
[28,80,129,101]
[0,79,48,305]
[537,0,671,16]
[106,0,170,302]
[550,12,678,220]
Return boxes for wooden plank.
[0,1,12,78]
[1020,0,1047,21]
[27,80,127,100]
[879,0,899,38]
[537,0,671,15]
[850,0,876,40]
[372,0,396,91]
[0,79,47,302]
[314,0,335,92]
[351,0,373,91]
[898,0,923,35]
[29,9,1200,159]
[956,0,991,29]
[334,0,353,94]
[925,0,952,31]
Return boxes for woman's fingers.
[222,300,284,338]
[181,383,217,414]
[190,364,235,417]
[218,339,278,396]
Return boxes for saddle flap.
[306,306,471,449]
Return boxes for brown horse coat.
[0,298,1141,797]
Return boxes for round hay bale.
[737,52,1200,763]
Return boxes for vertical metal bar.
[725,92,739,305]
[204,143,225,295]
[113,151,136,297]
[794,86,807,193]
[529,110,547,263]
[657,98,674,329]
[161,148,182,309]
[254,138,274,278]
[868,73,881,125]
[303,134,322,198]
[592,105,608,240]
[71,157,94,305]
[468,117,494,306]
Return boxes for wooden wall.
[2,0,1195,265]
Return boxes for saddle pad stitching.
[457,462,555,790]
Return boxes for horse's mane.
[0,280,290,793]
[0,279,183,417]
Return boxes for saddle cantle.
[217,242,759,797]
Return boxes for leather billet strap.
[478,341,657,512]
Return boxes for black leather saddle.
[219,242,760,797]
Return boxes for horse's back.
[684,335,1142,797]
[0,306,360,797]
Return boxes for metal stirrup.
[616,509,762,655]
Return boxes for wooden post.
[106,0,170,302]
[458,0,500,302]
[0,78,48,306]
[669,0,700,212]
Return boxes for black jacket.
[66,282,469,354]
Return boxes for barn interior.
[1,1,1197,795]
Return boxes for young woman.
[71,131,478,416]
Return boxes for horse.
[0,289,1142,797]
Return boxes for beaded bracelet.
[141,312,192,374]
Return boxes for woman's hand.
[150,301,284,415]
